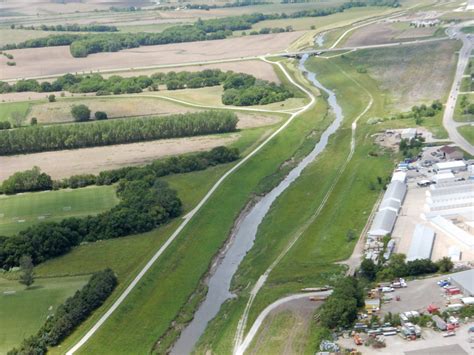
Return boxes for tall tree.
[19,255,35,288]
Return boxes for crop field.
[0,101,31,123]
[0,32,303,81]
[0,29,74,47]
[0,186,119,236]
[0,133,240,181]
[341,22,439,47]
[458,125,474,145]
[0,275,90,354]
[337,40,460,111]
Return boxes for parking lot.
[381,275,447,316]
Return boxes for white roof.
[448,246,461,262]
[380,198,401,213]
[433,172,455,183]
[383,181,407,203]
[430,215,474,249]
[391,171,407,183]
[434,161,466,170]
[450,269,474,296]
[407,224,435,261]
[369,209,397,236]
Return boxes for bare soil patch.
[0,134,239,182]
[344,22,437,47]
[1,32,303,81]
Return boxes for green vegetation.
[461,26,474,34]
[11,23,118,32]
[0,275,90,354]
[9,269,117,355]
[0,185,118,236]
[399,136,425,158]
[1,166,53,194]
[461,75,473,92]
[71,104,91,122]
[1,1,399,55]
[458,125,474,145]
[0,111,238,155]
[456,94,474,122]
[0,101,31,126]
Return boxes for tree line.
[1,146,240,194]
[10,23,118,32]
[1,1,399,54]
[0,111,238,155]
[0,147,239,268]
[0,70,292,106]
[8,269,118,355]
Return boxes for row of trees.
[0,178,182,268]
[359,254,454,281]
[0,111,238,155]
[0,146,240,194]
[10,23,118,32]
[9,269,118,354]
[1,1,398,54]
[1,166,53,194]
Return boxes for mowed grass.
[0,186,119,236]
[0,275,90,353]
[53,61,327,355]
[0,101,31,124]
[454,94,474,122]
[458,125,474,145]
[195,53,395,354]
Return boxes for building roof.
[391,171,407,183]
[449,269,474,296]
[383,181,407,203]
[379,198,401,212]
[369,209,397,236]
[440,146,459,154]
[430,215,474,249]
[434,161,466,170]
[406,224,435,261]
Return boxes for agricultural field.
[0,101,31,124]
[337,40,460,112]
[0,275,90,354]
[0,32,303,81]
[0,186,119,236]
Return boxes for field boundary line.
[65,57,316,355]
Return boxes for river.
[170,54,344,355]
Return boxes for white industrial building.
[430,216,474,250]
[449,269,474,296]
[369,209,398,237]
[433,161,467,173]
[391,171,407,183]
[406,224,436,261]
[401,128,417,140]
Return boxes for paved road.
[443,23,474,155]
[65,57,317,355]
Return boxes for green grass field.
[458,125,474,145]
[0,101,31,125]
[0,275,90,353]
[454,94,474,123]
[461,76,473,92]
[461,26,474,34]
[0,186,119,236]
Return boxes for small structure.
[433,161,467,173]
[432,172,456,185]
[401,128,417,140]
[449,269,474,296]
[439,146,463,160]
[365,298,380,314]
[406,224,435,261]
[432,315,447,330]
[391,171,407,183]
[369,209,397,237]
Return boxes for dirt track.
[0,32,303,80]
[0,134,239,181]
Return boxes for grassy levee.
[0,275,90,354]
[0,186,118,236]
[48,60,331,355]
[194,55,395,354]
[458,125,474,145]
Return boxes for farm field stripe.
[66,57,316,355]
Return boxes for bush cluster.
[0,121,11,130]
[0,166,52,194]
[319,277,364,329]
[0,178,182,268]
[11,23,118,32]
[8,269,117,355]
[0,110,238,155]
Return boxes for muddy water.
[170,54,344,355]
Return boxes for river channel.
[171,54,345,355]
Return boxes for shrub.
[94,111,108,120]
[48,94,56,102]
[0,166,53,194]
[71,104,91,122]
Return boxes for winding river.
[171,54,344,355]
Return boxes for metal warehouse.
[407,224,436,261]
[449,269,474,296]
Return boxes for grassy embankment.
[48,59,331,355]
[194,51,396,355]
[0,186,118,236]
[0,101,32,124]
[0,275,90,354]
[458,125,474,145]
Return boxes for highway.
[443,23,474,155]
